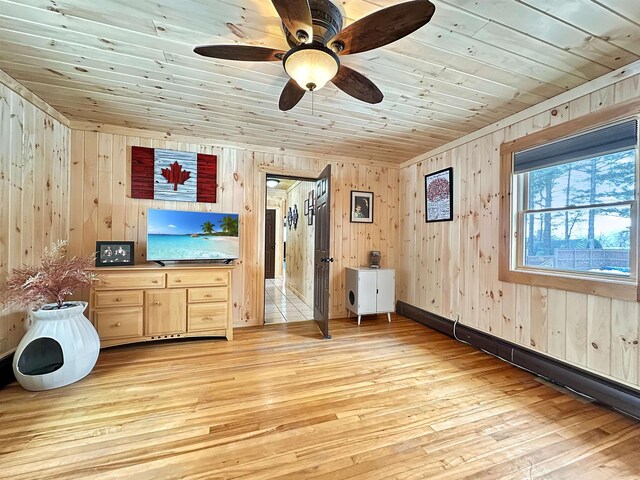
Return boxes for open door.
[313,164,332,339]
[264,209,276,279]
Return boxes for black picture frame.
[293,204,299,229]
[425,167,453,223]
[350,190,374,223]
[287,207,293,229]
[95,241,134,267]
[307,190,315,226]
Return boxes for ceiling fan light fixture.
[283,44,340,92]
[266,178,280,188]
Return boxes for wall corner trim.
[397,300,640,420]
[0,68,71,127]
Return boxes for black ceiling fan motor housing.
[284,0,344,47]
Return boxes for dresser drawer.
[95,272,165,289]
[168,270,229,288]
[94,307,143,339]
[94,290,143,308]
[187,303,228,332]
[188,287,228,303]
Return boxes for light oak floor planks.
[1,315,639,479]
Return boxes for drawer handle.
[154,301,161,306]
[203,317,212,321]
[152,280,159,284]
[205,294,212,298]
[113,322,121,327]
[175,279,182,283]
[115,297,122,302]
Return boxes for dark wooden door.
[265,209,276,279]
[313,164,332,339]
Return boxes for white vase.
[12,301,100,391]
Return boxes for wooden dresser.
[89,264,234,348]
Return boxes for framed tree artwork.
[425,167,453,222]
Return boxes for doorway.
[264,175,317,324]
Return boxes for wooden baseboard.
[396,300,640,419]
[0,353,15,388]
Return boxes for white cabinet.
[345,267,395,325]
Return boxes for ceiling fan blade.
[328,0,436,56]
[331,65,383,104]
[279,79,306,111]
[272,0,313,43]
[194,45,285,61]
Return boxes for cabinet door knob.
[152,280,159,284]
[175,279,182,283]
[205,294,212,298]
[154,301,161,306]
[115,297,122,302]
[114,322,121,327]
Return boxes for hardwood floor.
[1,315,639,479]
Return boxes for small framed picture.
[350,190,373,223]
[425,167,453,223]
[95,241,134,267]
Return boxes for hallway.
[264,275,314,324]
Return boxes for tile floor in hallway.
[265,276,314,324]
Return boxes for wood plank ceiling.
[0,0,638,163]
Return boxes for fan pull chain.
[311,90,314,116]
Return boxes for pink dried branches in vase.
[3,240,100,310]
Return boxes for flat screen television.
[147,209,239,262]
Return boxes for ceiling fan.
[194,0,436,111]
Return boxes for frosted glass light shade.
[284,45,340,92]
[266,178,280,188]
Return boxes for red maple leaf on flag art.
[131,146,217,202]
[162,161,191,191]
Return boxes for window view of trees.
[522,149,635,275]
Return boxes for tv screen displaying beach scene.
[147,209,239,261]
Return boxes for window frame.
[499,98,640,302]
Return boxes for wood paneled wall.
[285,181,315,305]
[69,128,400,325]
[0,82,70,359]
[398,74,640,389]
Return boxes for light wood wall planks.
[69,128,400,326]
[285,181,315,306]
[0,82,70,360]
[398,73,640,390]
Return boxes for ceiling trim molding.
[258,165,321,179]
[69,120,401,169]
[0,68,70,127]
[400,60,640,169]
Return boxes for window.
[499,103,640,301]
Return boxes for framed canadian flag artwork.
[131,146,217,202]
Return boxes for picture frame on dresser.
[95,241,134,267]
